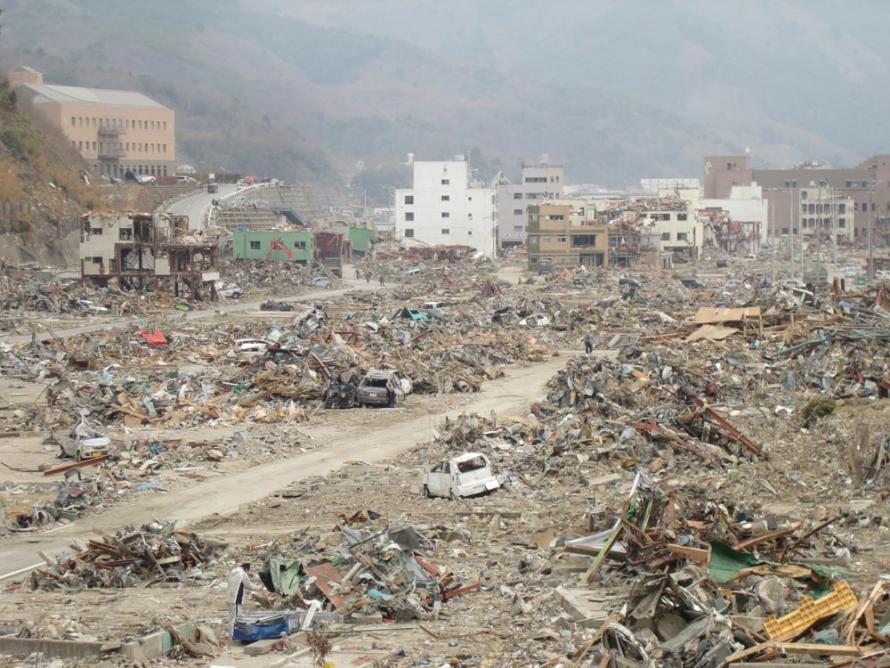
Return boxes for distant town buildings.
[496,160,564,248]
[640,178,700,193]
[9,66,176,180]
[703,153,890,244]
[395,159,497,258]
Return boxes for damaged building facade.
[80,212,219,297]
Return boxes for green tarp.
[259,554,303,595]
[709,541,847,598]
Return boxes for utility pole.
[789,185,795,275]
[770,199,776,282]
[828,186,837,269]
[867,184,874,280]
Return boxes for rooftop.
[21,83,170,110]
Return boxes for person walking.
[227,561,260,640]
[584,331,594,355]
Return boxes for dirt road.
[0,276,377,346]
[0,353,568,579]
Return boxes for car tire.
[422,485,431,498]
[449,489,457,501]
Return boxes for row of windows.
[403,228,469,238]
[95,163,168,177]
[248,240,307,250]
[532,234,598,247]
[661,232,689,241]
[405,211,474,221]
[404,192,490,204]
[71,116,168,131]
[801,217,847,228]
[72,140,167,153]
[648,213,688,221]
[524,175,560,184]
[802,202,846,214]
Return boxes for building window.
[839,203,846,213]
[294,241,306,249]
[71,116,76,126]
[163,166,167,176]
[441,195,450,201]
[163,122,167,130]
[441,179,449,185]
[678,213,687,221]
[514,225,524,231]
[557,235,567,243]
[119,229,133,240]
[78,141,83,150]
[404,195,414,204]
[405,228,414,238]
[249,241,261,250]
[525,177,547,183]
[661,232,670,241]
[405,212,414,221]
[839,218,846,228]
[513,209,523,215]
[572,234,597,247]
[801,191,808,200]
[468,213,473,219]
[548,214,564,221]
[677,232,688,241]
[90,227,103,235]
[467,230,472,236]
[513,192,522,200]
[441,228,450,234]
[441,212,450,218]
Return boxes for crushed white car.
[421,452,500,499]
[518,314,551,328]
[59,416,111,461]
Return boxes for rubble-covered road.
[0,351,567,581]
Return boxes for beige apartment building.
[526,203,610,269]
[9,66,175,179]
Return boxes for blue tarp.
[232,610,300,642]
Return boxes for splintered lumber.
[42,455,110,475]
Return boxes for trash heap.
[566,474,890,666]
[30,520,227,590]
[222,259,341,295]
[248,516,479,625]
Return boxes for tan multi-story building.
[9,66,175,179]
[526,203,609,269]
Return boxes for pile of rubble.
[248,517,479,626]
[30,519,227,590]
[221,259,341,296]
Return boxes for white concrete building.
[638,201,704,260]
[395,160,497,258]
[496,161,564,248]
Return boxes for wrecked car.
[681,277,705,289]
[260,300,294,312]
[518,314,551,328]
[421,452,500,499]
[58,416,111,461]
[355,369,411,407]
